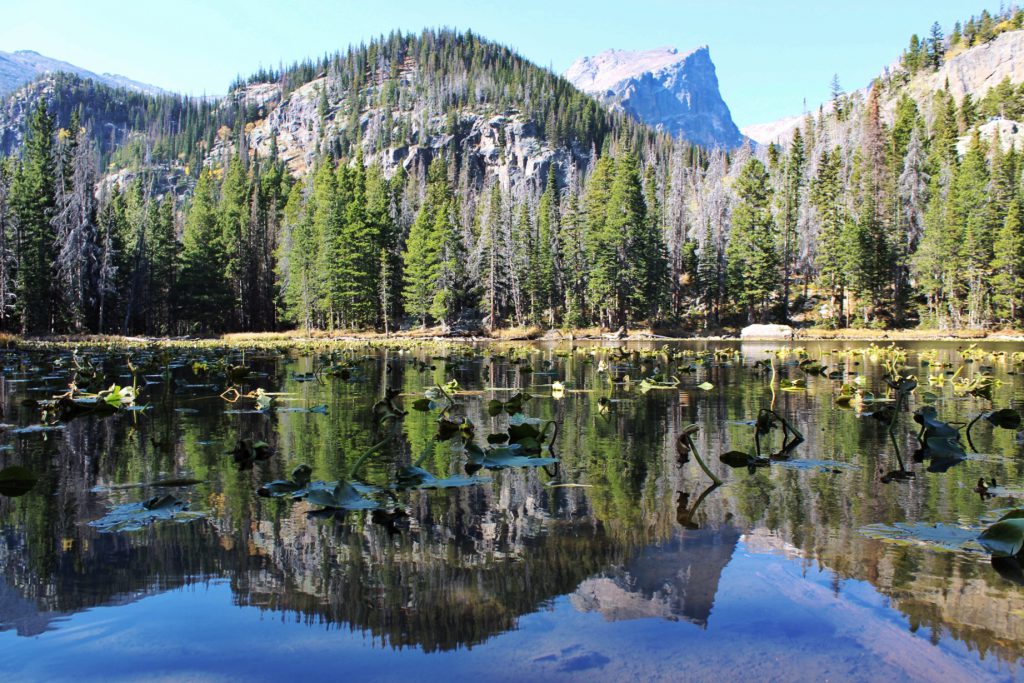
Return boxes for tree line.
[1,26,1023,334]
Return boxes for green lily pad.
[0,465,37,497]
[394,466,491,490]
[979,513,1024,558]
[89,494,205,533]
[303,481,380,510]
[986,409,1022,430]
[859,522,982,554]
[465,443,559,473]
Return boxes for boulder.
[740,324,794,340]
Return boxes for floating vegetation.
[0,465,37,497]
[89,494,206,533]
[859,522,984,554]
[228,438,272,470]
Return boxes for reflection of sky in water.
[1,341,1024,680]
[1,539,1013,682]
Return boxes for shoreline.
[3,327,1023,347]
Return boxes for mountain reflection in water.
[0,340,1021,681]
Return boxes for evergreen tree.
[403,158,454,327]
[992,198,1024,324]
[178,170,233,331]
[10,104,56,333]
[535,167,560,325]
[725,158,778,323]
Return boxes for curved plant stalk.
[680,424,722,486]
[540,420,559,447]
[676,481,721,529]
[347,436,393,478]
[965,412,985,453]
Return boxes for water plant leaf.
[978,515,1024,558]
[89,494,205,533]
[719,450,769,469]
[0,465,37,497]
[697,381,714,391]
[464,442,558,473]
[913,406,960,439]
[257,464,313,498]
[859,522,982,554]
[394,466,491,490]
[229,438,272,470]
[986,409,1022,430]
[304,482,380,510]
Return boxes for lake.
[0,339,1022,682]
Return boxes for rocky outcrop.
[910,30,1024,104]
[210,74,582,192]
[745,30,1024,147]
[565,46,746,148]
[740,324,794,340]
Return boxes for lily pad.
[394,466,491,490]
[986,409,1022,430]
[465,443,558,473]
[979,512,1024,558]
[89,494,205,533]
[0,465,37,497]
[304,481,380,510]
[859,522,983,554]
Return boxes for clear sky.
[0,0,1006,127]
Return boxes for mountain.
[564,46,746,148]
[742,27,1024,146]
[0,49,165,97]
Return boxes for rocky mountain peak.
[564,45,745,148]
[0,49,165,97]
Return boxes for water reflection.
[0,341,1021,676]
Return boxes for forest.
[0,14,1023,336]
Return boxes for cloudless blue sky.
[0,0,1005,126]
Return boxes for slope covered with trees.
[0,19,1022,336]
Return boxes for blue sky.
[0,0,1005,126]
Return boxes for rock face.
[740,324,794,340]
[209,75,581,192]
[0,49,164,96]
[744,30,1024,147]
[565,47,746,148]
[909,30,1024,104]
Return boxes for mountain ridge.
[0,48,165,97]
[564,46,746,148]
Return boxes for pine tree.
[992,198,1024,324]
[10,104,56,333]
[403,158,453,327]
[477,181,511,328]
[178,169,233,331]
[928,22,945,69]
[560,186,587,326]
[219,155,249,327]
[726,158,778,323]
[535,166,560,325]
[365,163,400,330]
[779,127,805,320]
[281,180,318,331]
[587,154,654,329]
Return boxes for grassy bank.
[2,325,1022,349]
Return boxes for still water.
[0,340,1022,682]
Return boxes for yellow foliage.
[217,125,232,141]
